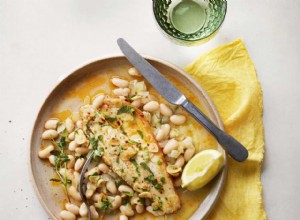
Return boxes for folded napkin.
[185,40,267,220]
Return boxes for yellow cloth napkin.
[185,39,267,220]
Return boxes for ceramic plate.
[30,56,227,220]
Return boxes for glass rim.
[152,0,227,42]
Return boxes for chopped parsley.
[153,197,163,211]
[123,191,134,197]
[104,115,117,122]
[117,105,135,115]
[140,162,153,175]
[101,198,112,213]
[50,150,61,156]
[127,94,137,102]
[137,130,144,139]
[115,179,127,187]
[138,198,146,205]
[94,146,104,159]
[50,178,71,184]
[130,158,140,176]
[160,177,166,184]
[157,159,162,165]
[128,139,139,144]
[58,136,67,149]
[145,175,163,190]
[89,136,98,150]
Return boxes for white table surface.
[1,0,299,219]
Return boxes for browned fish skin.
[82,98,180,216]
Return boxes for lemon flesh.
[181,149,225,191]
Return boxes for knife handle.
[181,100,248,162]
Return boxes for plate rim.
[29,55,227,220]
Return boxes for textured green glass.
[153,0,227,46]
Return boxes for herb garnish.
[145,175,163,190]
[140,162,153,175]
[123,191,134,197]
[128,139,139,144]
[138,198,146,205]
[104,115,117,122]
[127,94,137,102]
[117,105,135,115]
[137,130,144,139]
[153,197,163,211]
[130,158,140,176]
[140,162,163,190]
[50,137,71,202]
[101,198,112,213]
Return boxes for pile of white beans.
[38,67,196,220]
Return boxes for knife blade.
[117,38,248,162]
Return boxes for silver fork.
[78,150,95,220]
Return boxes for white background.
[0,0,299,219]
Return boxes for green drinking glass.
[153,0,227,46]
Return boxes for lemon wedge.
[181,149,225,191]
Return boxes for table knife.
[117,38,248,162]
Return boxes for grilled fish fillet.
[80,97,181,216]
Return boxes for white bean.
[68,132,75,141]
[155,124,171,141]
[163,139,179,154]
[76,120,83,129]
[92,193,100,202]
[75,147,89,155]
[136,204,144,214]
[38,145,54,159]
[111,78,129,88]
[68,140,78,151]
[48,155,56,165]
[98,163,109,173]
[111,195,122,210]
[74,158,85,171]
[65,203,80,215]
[128,67,141,76]
[170,114,186,125]
[65,118,75,133]
[113,88,130,96]
[120,204,134,217]
[131,99,142,108]
[118,185,133,194]
[146,206,163,216]
[75,129,87,145]
[45,118,59,130]
[106,180,117,194]
[119,215,128,220]
[79,203,88,217]
[42,129,58,140]
[84,167,99,178]
[69,186,82,201]
[73,171,80,186]
[90,205,99,219]
[67,155,75,169]
[57,123,66,133]
[174,155,185,168]
[160,103,173,116]
[143,101,159,112]
[92,94,105,109]
[59,210,76,220]
[184,148,195,161]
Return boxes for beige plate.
[29,56,227,220]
